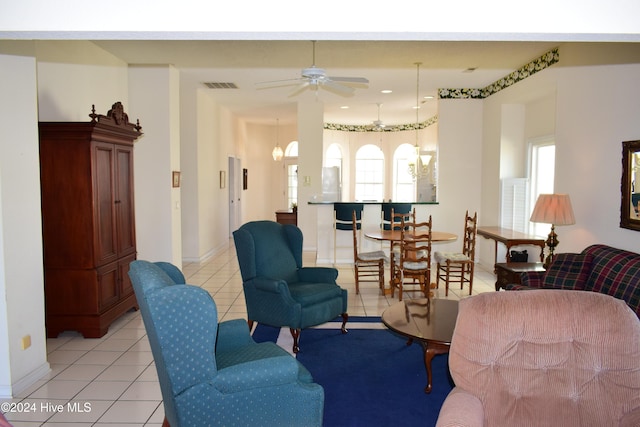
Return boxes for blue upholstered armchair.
[233,220,349,353]
[128,260,324,427]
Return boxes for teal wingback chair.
[233,220,348,353]
[128,260,324,427]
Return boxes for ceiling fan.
[365,103,386,131]
[256,41,369,97]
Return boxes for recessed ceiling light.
[340,105,349,109]
[381,89,392,94]
[423,95,434,100]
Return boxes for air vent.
[203,82,238,89]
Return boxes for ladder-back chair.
[434,211,478,296]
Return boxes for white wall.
[180,87,241,262]
[554,63,640,253]
[436,99,484,256]
[35,41,129,121]
[0,53,49,397]
[129,65,182,265]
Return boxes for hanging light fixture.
[272,118,284,161]
[408,62,430,180]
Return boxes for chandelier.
[272,118,284,161]
[407,62,430,180]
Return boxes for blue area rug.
[252,317,453,427]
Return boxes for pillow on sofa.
[542,253,593,290]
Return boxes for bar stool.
[333,203,364,264]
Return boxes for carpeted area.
[252,317,453,427]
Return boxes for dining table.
[364,229,458,296]
[365,229,458,244]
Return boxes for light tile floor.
[2,240,496,426]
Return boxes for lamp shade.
[530,194,575,225]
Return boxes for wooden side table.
[477,226,546,264]
[275,209,297,225]
[494,262,545,291]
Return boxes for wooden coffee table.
[381,298,459,393]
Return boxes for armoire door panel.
[116,146,136,256]
[93,142,118,265]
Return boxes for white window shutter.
[500,178,529,232]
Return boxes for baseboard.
[0,361,51,398]
[182,242,228,264]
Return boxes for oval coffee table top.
[381,298,459,345]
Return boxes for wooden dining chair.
[388,207,415,285]
[390,215,434,301]
[351,211,388,294]
[434,211,478,296]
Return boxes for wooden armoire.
[39,102,143,338]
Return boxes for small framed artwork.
[172,171,181,188]
[243,168,248,190]
[220,171,226,189]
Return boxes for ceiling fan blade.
[328,76,369,84]
[255,78,302,89]
[321,79,355,96]
[288,81,311,97]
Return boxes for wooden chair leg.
[341,313,349,334]
[445,261,451,296]
[290,328,300,353]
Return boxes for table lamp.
[530,194,575,268]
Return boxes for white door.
[228,156,242,235]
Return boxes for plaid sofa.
[505,244,640,318]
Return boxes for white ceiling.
[92,40,637,126]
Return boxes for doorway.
[228,156,242,236]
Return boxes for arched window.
[285,140,298,157]
[393,143,417,202]
[355,144,384,202]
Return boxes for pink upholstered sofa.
[436,290,640,427]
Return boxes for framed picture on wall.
[243,168,248,190]
[220,171,226,189]
[172,171,181,188]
